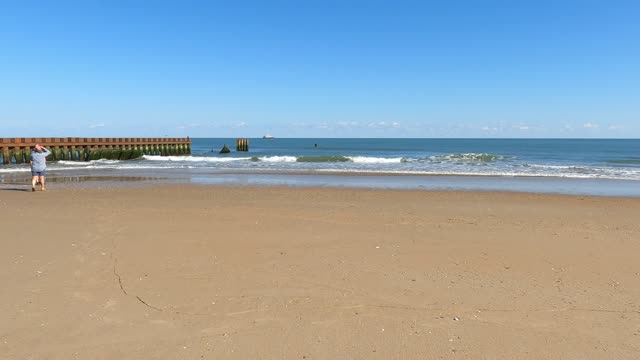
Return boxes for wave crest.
[58,159,121,165]
[347,156,404,164]
[142,155,251,162]
[257,156,298,162]
[429,153,509,163]
[297,156,350,163]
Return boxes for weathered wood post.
[103,144,110,159]
[99,144,106,159]
[13,147,23,164]
[114,144,123,160]
[18,147,26,164]
[88,146,95,160]
[236,138,249,151]
[89,145,97,160]
[1,147,9,164]
[119,143,127,160]
[124,143,133,160]
[51,146,59,161]
[132,141,142,158]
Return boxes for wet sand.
[1,185,639,359]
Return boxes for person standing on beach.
[30,144,51,192]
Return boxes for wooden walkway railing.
[1,137,191,164]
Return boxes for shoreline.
[2,168,640,197]
[2,185,639,359]
[2,160,640,181]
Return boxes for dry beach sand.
[1,184,639,359]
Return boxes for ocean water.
[1,138,639,196]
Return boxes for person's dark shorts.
[31,170,46,176]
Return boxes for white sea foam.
[142,155,251,162]
[0,168,31,173]
[2,151,639,182]
[257,156,298,162]
[0,166,111,173]
[428,153,509,162]
[314,168,640,180]
[346,156,404,164]
[58,159,121,165]
[527,164,593,171]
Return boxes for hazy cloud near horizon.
[2,119,637,138]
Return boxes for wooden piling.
[14,147,23,164]
[0,137,192,165]
[236,138,249,152]
[1,147,10,165]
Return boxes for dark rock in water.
[219,145,230,154]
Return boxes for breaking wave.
[142,155,251,162]
[428,153,511,163]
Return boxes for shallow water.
[1,138,639,196]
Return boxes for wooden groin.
[0,137,191,165]
[236,138,249,152]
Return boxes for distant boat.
[262,134,274,139]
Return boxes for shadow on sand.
[0,187,31,192]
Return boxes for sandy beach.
[1,184,639,359]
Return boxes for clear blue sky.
[1,0,638,138]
